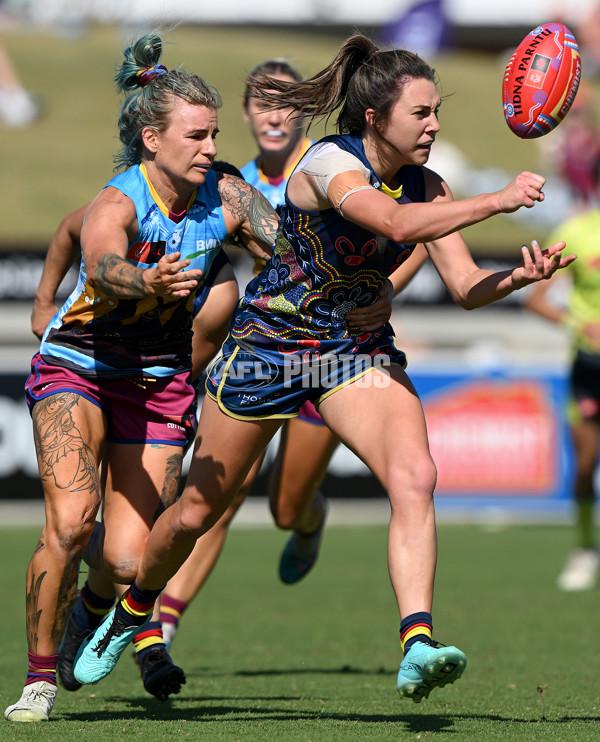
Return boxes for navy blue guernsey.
[230,133,425,357]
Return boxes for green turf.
[1,522,599,740]
[4,23,599,250]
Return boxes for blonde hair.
[114,33,221,170]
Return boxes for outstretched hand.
[143,252,203,298]
[512,240,576,287]
[498,172,546,213]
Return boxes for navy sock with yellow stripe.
[134,621,165,662]
[72,582,115,633]
[115,581,163,627]
[400,612,434,656]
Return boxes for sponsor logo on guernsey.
[186,239,221,259]
[128,241,167,264]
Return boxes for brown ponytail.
[245,34,436,135]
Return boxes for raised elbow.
[378,212,417,245]
[449,290,478,311]
[388,224,423,244]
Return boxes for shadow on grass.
[232,665,393,677]
[57,697,600,733]
[53,664,600,732]
[176,664,394,680]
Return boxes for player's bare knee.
[173,500,212,539]
[104,554,139,585]
[50,508,98,556]
[388,457,437,508]
[272,506,300,531]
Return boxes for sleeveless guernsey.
[40,164,229,378]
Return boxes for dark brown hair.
[244,35,437,135]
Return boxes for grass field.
[1,523,599,740]
[3,23,599,250]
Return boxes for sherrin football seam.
[540,27,581,135]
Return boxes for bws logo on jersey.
[186,239,221,260]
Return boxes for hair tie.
[136,64,168,87]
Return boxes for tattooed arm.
[82,187,202,300]
[217,173,277,260]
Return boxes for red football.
[502,22,581,139]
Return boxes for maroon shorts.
[297,400,325,426]
[25,353,196,446]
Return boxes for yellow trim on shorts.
[208,343,298,422]
[316,360,406,407]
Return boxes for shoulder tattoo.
[218,174,278,246]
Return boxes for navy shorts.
[205,335,405,420]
